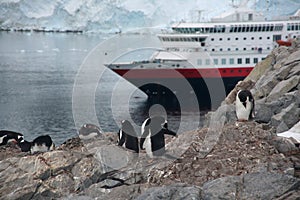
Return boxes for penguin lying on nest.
[236,89,255,122]
[79,123,102,140]
[140,116,177,159]
[18,135,55,154]
[0,130,24,145]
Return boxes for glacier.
[0,0,300,33]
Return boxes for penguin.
[0,130,24,145]
[236,89,255,121]
[140,116,177,158]
[79,123,102,140]
[117,120,139,153]
[28,135,55,154]
[18,139,32,152]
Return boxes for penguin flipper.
[140,127,150,150]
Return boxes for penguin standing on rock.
[117,120,139,153]
[236,89,255,121]
[140,116,177,158]
[0,130,23,145]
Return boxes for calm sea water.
[0,32,203,145]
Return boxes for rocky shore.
[1,39,300,199]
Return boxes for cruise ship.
[106,1,300,109]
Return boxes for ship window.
[258,26,262,31]
[213,59,218,65]
[238,26,242,32]
[266,25,270,31]
[219,38,223,41]
[273,35,281,41]
[250,26,254,32]
[229,58,234,64]
[220,48,223,51]
[236,48,239,51]
[197,59,202,66]
[227,38,231,41]
[251,37,254,40]
[267,36,270,40]
[243,48,247,51]
[262,26,266,31]
[249,13,253,21]
[243,37,247,40]
[211,38,214,41]
[177,64,180,67]
[245,58,250,64]
[237,58,242,64]
[259,37,262,40]
[205,59,210,65]
[228,48,231,51]
[212,48,215,51]
[254,58,258,64]
[235,37,239,40]
[254,26,257,32]
[246,26,250,32]
[275,24,283,31]
[221,58,226,65]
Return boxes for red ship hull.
[112,67,253,109]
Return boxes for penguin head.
[18,139,32,152]
[237,89,253,108]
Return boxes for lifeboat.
[276,39,292,46]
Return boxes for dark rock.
[267,76,299,102]
[270,136,299,154]
[254,100,273,123]
[202,172,300,200]
[202,175,242,200]
[271,102,300,132]
[135,183,202,200]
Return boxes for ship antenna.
[197,10,204,22]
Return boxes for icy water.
[0,31,203,145]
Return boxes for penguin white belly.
[144,134,153,158]
[31,143,49,154]
[236,99,251,121]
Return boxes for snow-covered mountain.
[0,0,299,33]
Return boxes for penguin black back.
[118,120,139,153]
